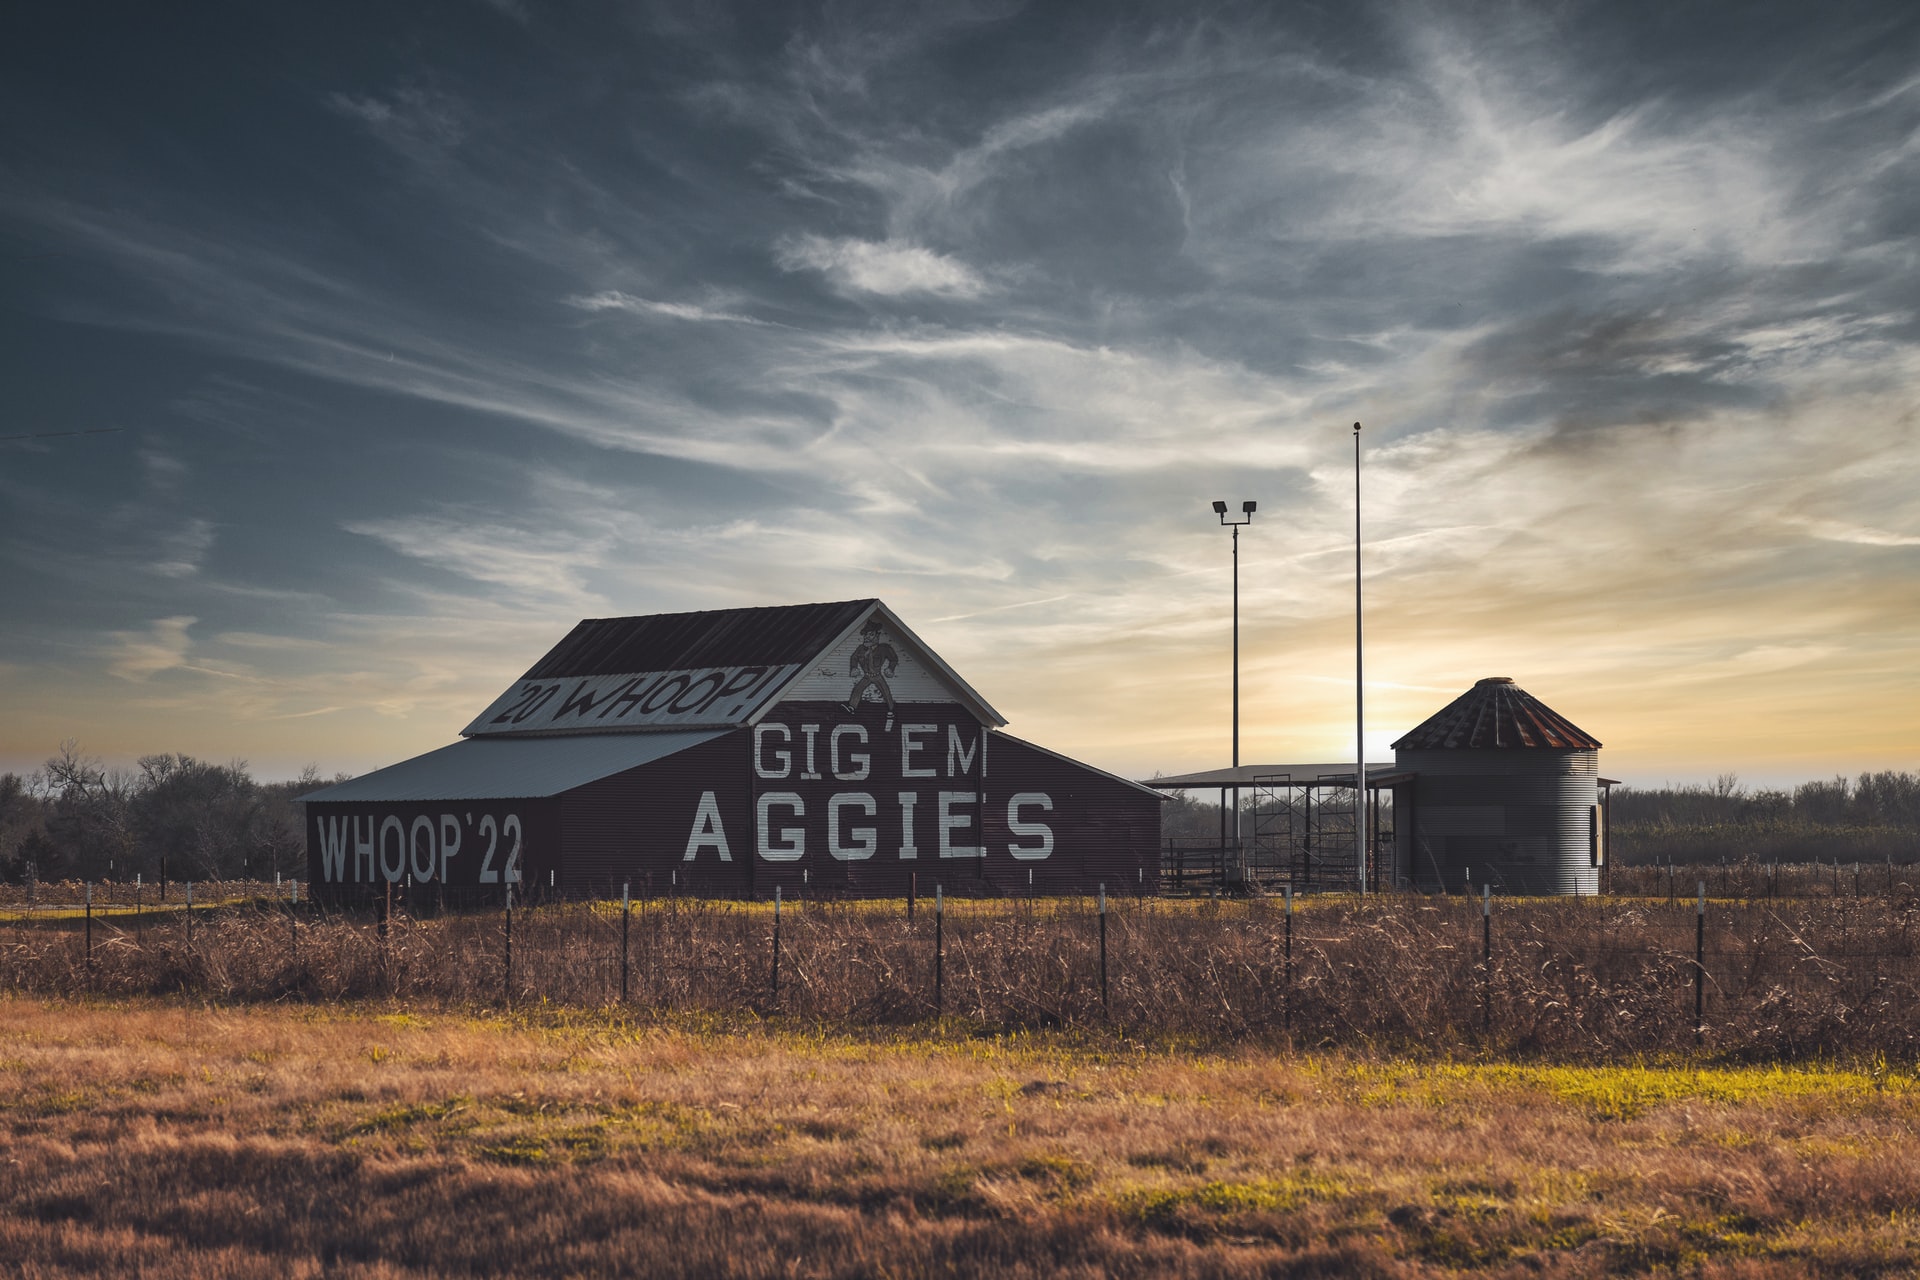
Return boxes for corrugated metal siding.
[1397,747,1602,895]
[305,798,562,907]
[522,601,876,679]
[980,733,1162,896]
[557,730,751,896]
[545,715,1160,899]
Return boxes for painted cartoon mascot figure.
[844,619,900,727]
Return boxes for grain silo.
[1392,677,1610,895]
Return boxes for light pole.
[1353,423,1366,895]
[1213,499,1256,875]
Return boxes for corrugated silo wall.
[1396,748,1601,895]
[553,721,1162,898]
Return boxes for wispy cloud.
[774,235,988,298]
[107,616,196,681]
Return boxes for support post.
[1283,883,1294,1033]
[85,882,93,975]
[1694,881,1706,1043]
[185,881,193,945]
[1481,884,1492,1034]
[908,872,916,921]
[1098,884,1108,1015]
[504,883,514,1009]
[934,885,944,1017]
[770,885,782,1011]
[621,882,631,1002]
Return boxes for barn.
[303,600,1163,902]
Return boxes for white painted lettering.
[379,815,406,882]
[409,814,437,882]
[479,814,499,883]
[901,724,936,778]
[754,723,792,779]
[830,724,870,780]
[353,815,376,882]
[801,723,822,780]
[898,792,919,860]
[938,791,980,858]
[684,791,733,862]
[757,793,805,861]
[1007,792,1055,860]
[317,816,347,883]
[946,725,978,778]
[828,792,877,860]
[439,814,461,881]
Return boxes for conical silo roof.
[1391,677,1601,751]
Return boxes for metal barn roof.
[1391,677,1601,751]
[300,729,726,803]
[521,600,877,679]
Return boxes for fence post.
[85,882,93,976]
[289,877,298,965]
[380,879,391,940]
[1098,884,1108,1015]
[135,873,143,946]
[503,883,514,1009]
[770,885,782,1011]
[1481,884,1492,1035]
[934,885,944,1017]
[1283,883,1294,1033]
[1694,881,1706,1043]
[621,882,631,1002]
[908,872,916,922]
[185,881,193,946]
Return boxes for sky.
[2,0,1918,790]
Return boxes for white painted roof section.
[756,601,1006,727]
[300,730,727,803]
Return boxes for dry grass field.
[4,998,1920,1278]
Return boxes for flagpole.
[1354,422,1366,895]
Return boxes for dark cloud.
[1,0,1916,782]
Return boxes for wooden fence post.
[84,882,93,977]
[934,885,944,1017]
[620,882,631,1003]
[185,881,193,946]
[503,883,513,1009]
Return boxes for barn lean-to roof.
[1391,677,1601,751]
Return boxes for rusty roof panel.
[521,600,876,679]
[1391,677,1602,751]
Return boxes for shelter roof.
[300,730,726,803]
[1391,677,1601,751]
[1142,764,1413,790]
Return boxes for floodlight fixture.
[1211,500,1228,514]
[1242,500,1257,514]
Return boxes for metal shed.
[304,599,1163,903]
[1393,677,1613,895]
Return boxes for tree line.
[0,742,347,884]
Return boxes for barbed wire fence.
[6,866,1920,1059]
